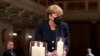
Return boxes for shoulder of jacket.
[61,22,68,28]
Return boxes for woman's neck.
[49,20,56,30]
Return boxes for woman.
[35,4,70,56]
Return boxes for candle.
[32,42,39,56]
[32,42,46,56]
[39,42,45,56]
[57,39,64,56]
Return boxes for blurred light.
[28,35,32,38]
[12,33,17,36]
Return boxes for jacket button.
[52,47,54,50]
[52,41,54,43]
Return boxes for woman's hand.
[63,48,67,56]
[62,49,67,56]
[51,49,67,56]
[46,48,67,56]
[46,52,52,56]
[52,50,57,56]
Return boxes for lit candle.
[32,42,39,56]
[57,39,64,56]
[39,42,45,56]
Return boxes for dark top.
[35,20,70,52]
[3,49,16,56]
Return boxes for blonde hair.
[46,4,63,18]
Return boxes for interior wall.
[68,21,100,56]
[24,28,35,56]
[68,22,91,56]
[12,27,36,56]
[96,23,100,56]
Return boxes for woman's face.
[49,13,58,21]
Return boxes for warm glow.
[12,33,17,36]
[28,35,32,38]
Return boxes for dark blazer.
[35,20,70,52]
[3,49,16,56]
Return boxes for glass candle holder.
[29,41,47,56]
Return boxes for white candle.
[32,42,39,56]
[57,39,64,56]
[39,42,45,56]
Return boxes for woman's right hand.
[46,52,53,56]
[46,51,57,56]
